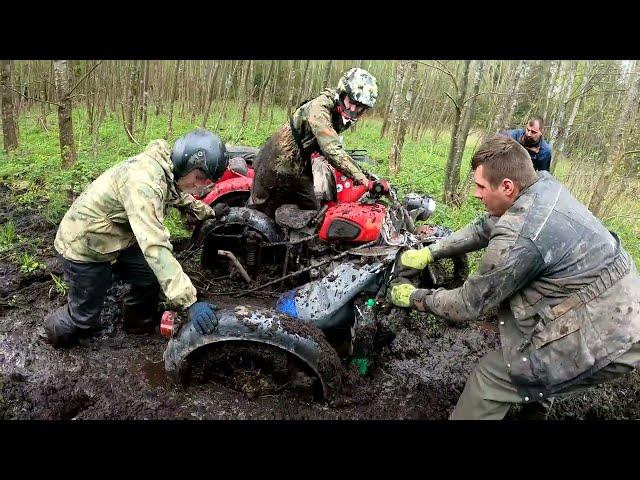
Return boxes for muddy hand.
[390,246,433,281]
[368,179,390,195]
[188,301,219,335]
[386,277,416,308]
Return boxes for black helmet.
[171,129,228,181]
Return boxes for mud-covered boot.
[44,306,81,348]
[122,302,159,334]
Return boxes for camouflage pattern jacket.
[54,139,216,309]
[272,88,368,184]
[412,171,640,400]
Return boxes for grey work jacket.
[412,172,640,400]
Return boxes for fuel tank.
[319,203,387,243]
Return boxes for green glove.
[400,247,433,270]
[389,281,417,308]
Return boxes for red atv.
[189,147,467,288]
[162,146,469,400]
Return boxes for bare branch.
[68,88,108,101]
[66,61,103,98]
[444,91,459,112]
[3,85,62,107]
[416,60,458,91]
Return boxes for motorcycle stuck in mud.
[161,146,469,401]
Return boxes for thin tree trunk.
[550,61,577,145]
[255,60,274,132]
[553,62,591,172]
[140,60,150,136]
[295,60,311,107]
[323,60,333,86]
[167,60,181,139]
[53,60,77,167]
[201,61,221,128]
[124,60,139,141]
[240,60,253,126]
[269,61,279,129]
[589,60,640,217]
[455,61,486,201]
[286,60,297,118]
[382,61,402,139]
[1,60,19,152]
[443,60,471,204]
[389,61,414,173]
[215,61,239,131]
[542,61,562,121]
[492,60,527,132]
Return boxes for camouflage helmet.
[336,68,378,109]
[171,128,229,181]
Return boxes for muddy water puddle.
[140,359,170,388]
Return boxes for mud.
[1,189,640,420]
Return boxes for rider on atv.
[249,68,390,219]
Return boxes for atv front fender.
[198,207,285,243]
[163,306,342,400]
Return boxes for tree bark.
[549,61,577,146]
[589,60,640,217]
[124,60,140,141]
[492,60,527,132]
[140,60,150,136]
[1,60,19,152]
[286,60,297,118]
[381,61,402,139]
[552,61,592,171]
[167,60,181,139]
[201,61,221,128]
[389,61,416,173]
[255,60,274,131]
[443,60,471,204]
[53,60,77,167]
[240,60,253,126]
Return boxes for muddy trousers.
[250,170,319,219]
[44,245,160,347]
[450,342,640,420]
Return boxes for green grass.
[0,101,638,270]
[0,220,17,252]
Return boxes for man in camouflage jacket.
[45,129,230,347]
[250,67,389,218]
[389,135,640,419]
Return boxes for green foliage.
[19,252,44,274]
[50,273,67,296]
[0,100,638,272]
[164,208,191,240]
[0,221,17,252]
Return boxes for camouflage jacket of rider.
[269,87,368,184]
[410,171,640,400]
[54,139,216,309]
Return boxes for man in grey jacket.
[388,135,640,420]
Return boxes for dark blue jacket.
[504,129,552,171]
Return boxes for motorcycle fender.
[163,307,343,400]
[201,176,253,206]
[199,207,285,243]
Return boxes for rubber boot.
[44,306,80,347]
[122,302,160,334]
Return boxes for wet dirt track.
[1,187,639,420]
